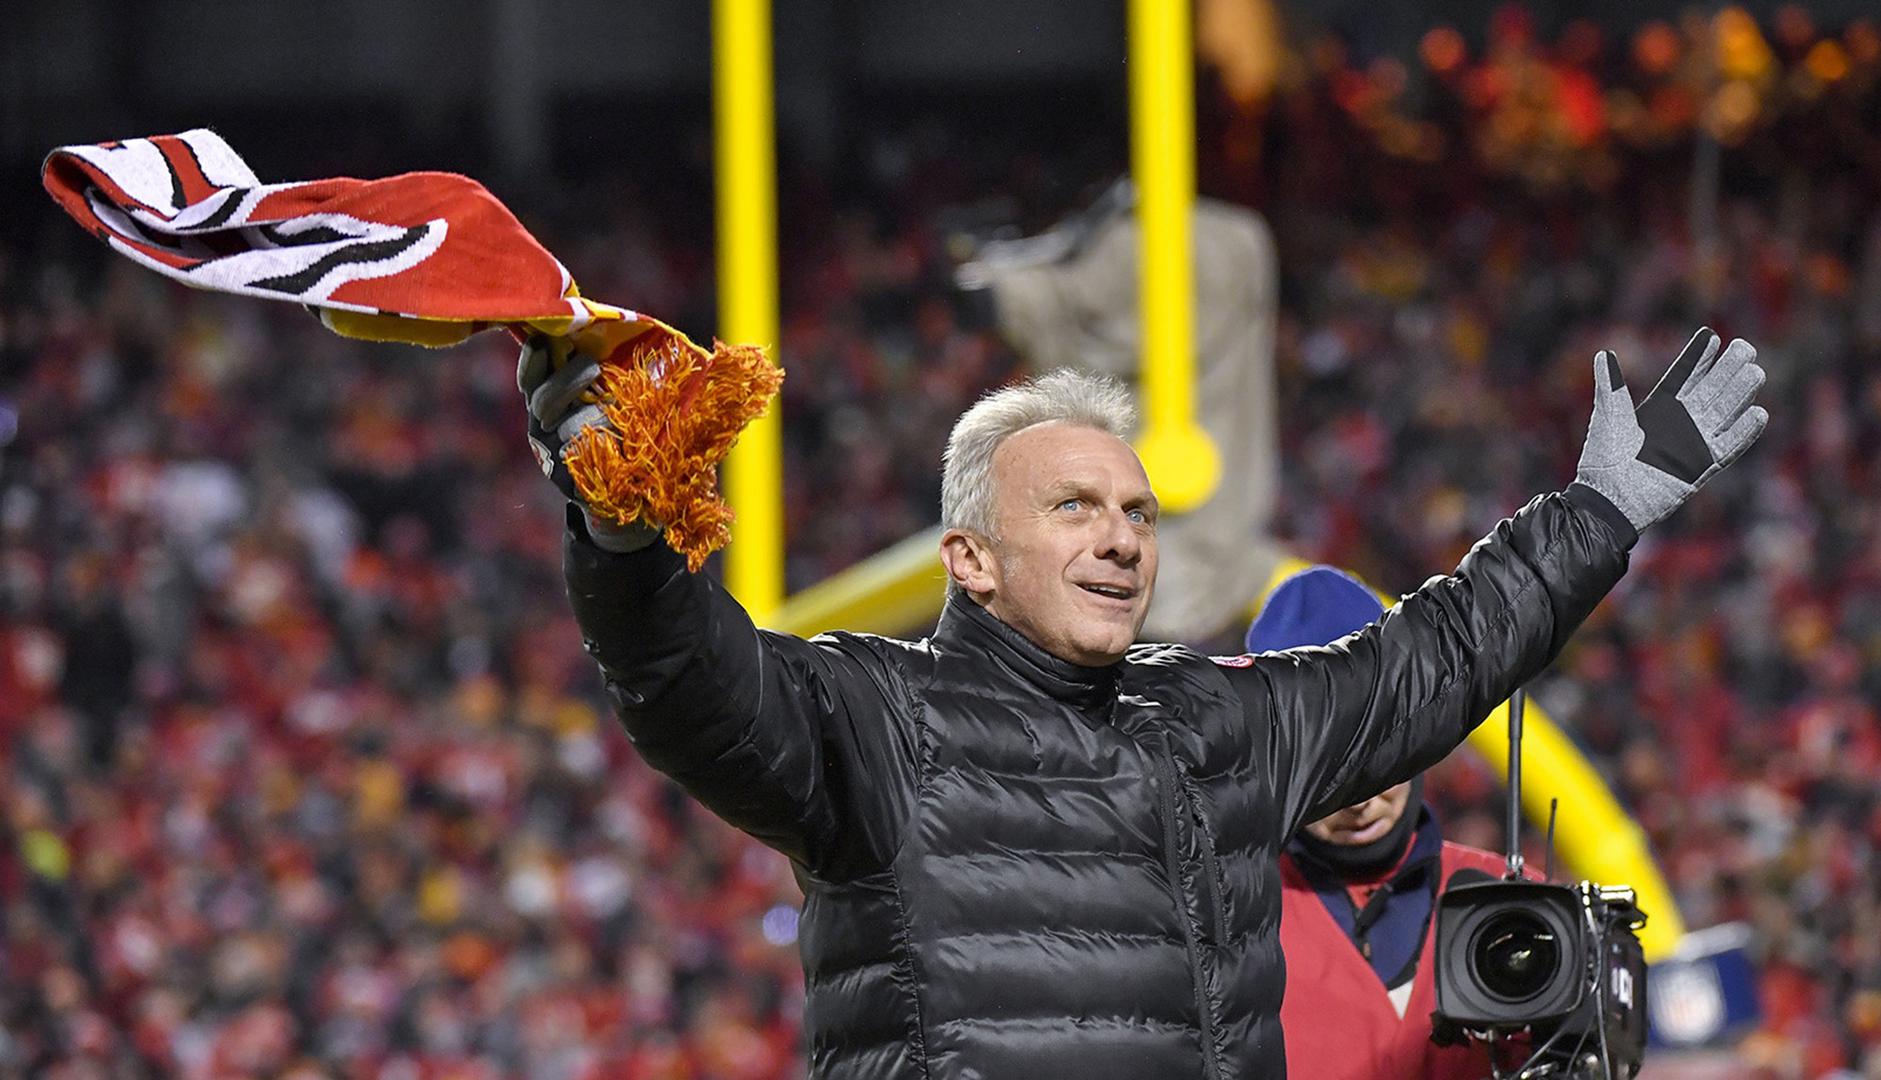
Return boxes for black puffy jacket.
[563,486,1635,1079]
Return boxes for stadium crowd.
[2,7,1879,1078]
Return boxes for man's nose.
[1095,507,1142,566]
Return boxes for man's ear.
[940,528,999,599]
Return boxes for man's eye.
[1058,499,1082,512]
[1127,509,1149,524]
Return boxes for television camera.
[1430,688,1650,1079]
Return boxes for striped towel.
[43,130,780,569]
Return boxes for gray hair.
[941,368,1137,541]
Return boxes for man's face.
[1303,781,1414,847]
[971,422,1159,666]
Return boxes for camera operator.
[1251,566,1527,1079]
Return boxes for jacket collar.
[935,591,1121,713]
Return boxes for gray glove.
[1575,327,1768,532]
[517,335,661,553]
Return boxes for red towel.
[43,130,780,569]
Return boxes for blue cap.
[1244,565,1384,653]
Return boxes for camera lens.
[1470,910,1559,1002]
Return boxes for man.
[529,328,1764,1078]
[1248,565,1518,1079]
[955,182,1287,642]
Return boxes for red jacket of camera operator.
[1278,817,1512,1079]
[1251,565,1516,1079]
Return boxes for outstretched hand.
[1575,327,1769,532]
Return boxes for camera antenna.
[1505,686,1525,880]
[1543,797,1558,883]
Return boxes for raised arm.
[1231,484,1633,839]
[526,340,918,881]
[1232,329,1767,838]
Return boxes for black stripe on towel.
[246,225,430,297]
[259,222,353,248]
[114,206,196,257]
[156,141,187,213]
[113,214,206,270]
[195,188,249,230]
[171,135,216,194]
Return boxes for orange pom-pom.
[561,331,783,572]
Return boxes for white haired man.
[529,329,1765,1078]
